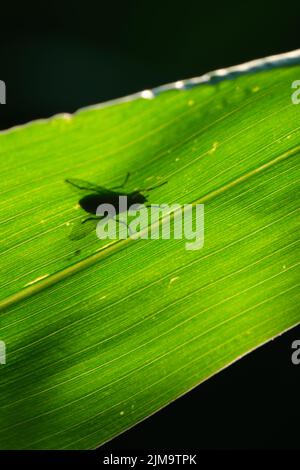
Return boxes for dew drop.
[175,80,185,89]
[25,274,50,287]
[169,276,179,286]
[61,113,73,121]
[141,90,154,100]
[208,142,219,154]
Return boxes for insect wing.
[68,217,98,241]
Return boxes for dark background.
[0,0,299,450]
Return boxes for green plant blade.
[0,52,300,449]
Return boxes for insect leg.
[81,216,99,224]
[138,180,167,193]
[87,215,132,236]
[111,172,131,190]
[113,217,133,236]
[144,203,162,208]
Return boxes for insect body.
[79,189,147,216]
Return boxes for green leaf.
[0,52,300,449]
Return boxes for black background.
[0,0,299,450]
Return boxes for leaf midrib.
[1,144,299,313]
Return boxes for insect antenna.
[139,179,167,193]
[65,179,91,191]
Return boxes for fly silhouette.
[65,173,166,240]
